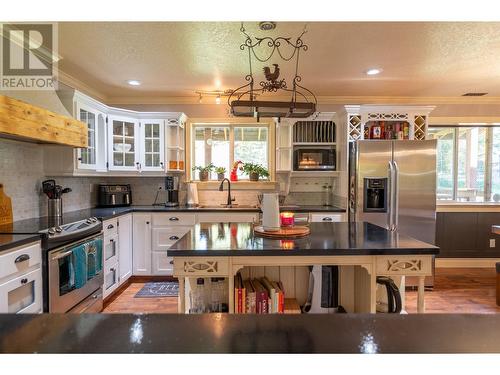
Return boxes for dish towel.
[73,244,88,289]
[86,239,103,278]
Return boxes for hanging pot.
[249,172,259,181]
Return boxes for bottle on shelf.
[190,278,207,314]
[210,277,222,313]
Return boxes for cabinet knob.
[107,224,114,229]
[169,260,174,265]
[169,235,179,241]
[110,239,114,242]
[169,217,179,221]
[146,221,150,225]
[322,217,333,221]
[15,254,30,263]
[21,278,28,285]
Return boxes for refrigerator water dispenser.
[363,178,388,212]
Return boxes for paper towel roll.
[186,182,199,207]
[262,193,280,231]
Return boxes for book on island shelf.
[234,273,295,314]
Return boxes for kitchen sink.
[198,204,259,209]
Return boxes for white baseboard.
[436,258,500,268]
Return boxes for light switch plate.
[490,239,496,248]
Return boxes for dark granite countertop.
[167,222,439,256]
[0,234,41,253]
[0,313,498,353]
[0,205,345,235]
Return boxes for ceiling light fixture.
[127,80,141,86]
[195,89,236,104]
[259,21,277,31]
[365,68,382,76]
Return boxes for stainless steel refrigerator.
[348,140,437,286]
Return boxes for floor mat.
[134,282,179,298]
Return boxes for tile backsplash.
[1,138,342,221]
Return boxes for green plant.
[215,166,226,174]
[192,163,215,173]
[241,162,270,178]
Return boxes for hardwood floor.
[405,268,500,314]
[103,282,178,313]
[102,268,500,314]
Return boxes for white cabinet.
[310,212,346,222]
[108,115,141,171]
[165,116,186,172]
[152,252,174,276]
[118,214,133,283]
[133,213,152,275]
[0,241,43,314]
[103,262,120,298]
[140,119,165,171]
[197,212,259,223]
[76,101,107,171]
[276,120,292,172]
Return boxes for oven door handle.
[52,250,74,261]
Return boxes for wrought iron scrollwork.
[228,22,317,119]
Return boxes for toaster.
[98,184,132,207]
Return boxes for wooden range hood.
[0,95,87,147]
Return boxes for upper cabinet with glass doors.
[140,119,165,171]
[74,93,108,172]
[108,116,140,171]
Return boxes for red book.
[253,279,269,314]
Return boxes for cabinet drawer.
[376,255,433,276]
[173,257,228,277]
[152,251,173,275]
[0,242,41,281]
[310,213,345,222]
[104,233,119,267]
[152,213,196,226]
[103,218,118,236]
[152,226,190,251]
[197,212,259,223]
[103,262,120,298]
[0,267,42,313]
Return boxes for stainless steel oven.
[293,145,336,171]
[48,232,104,313]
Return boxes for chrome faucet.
[218,178,235,207]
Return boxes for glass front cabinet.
[108,115,141,171]
[44,91,187,176]
[74,96,108,172]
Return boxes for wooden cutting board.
[253,225,310,238]
[0,184,13,226]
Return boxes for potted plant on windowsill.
[242,163,270,182]
[215,166,226,181]
[192,163,214,181]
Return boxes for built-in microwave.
[293,145,336,171]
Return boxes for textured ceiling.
[58,22,500,99]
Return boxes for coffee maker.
[165,176,179,207]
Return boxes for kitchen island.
[168,222,438,314]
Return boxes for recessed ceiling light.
[365,68,382,76]
[127,80,141,86]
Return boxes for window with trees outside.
[191,123,272,180]
[427,126,500,202]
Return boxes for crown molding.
[429,116,500,125]
[54,67,500,107]
[56,69,109,103]
[105,95,500,106]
